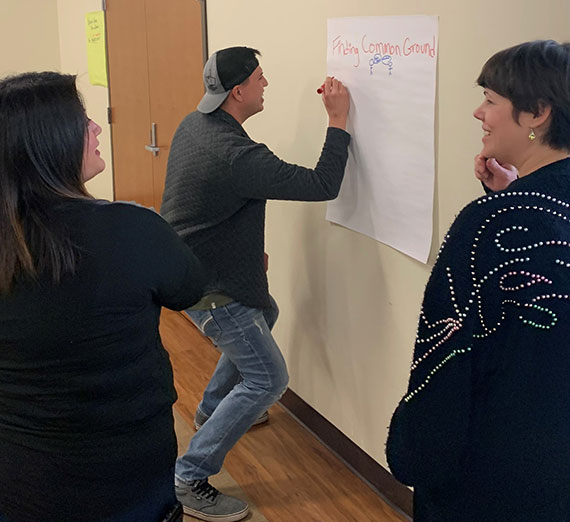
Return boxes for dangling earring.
[529,128,536,141]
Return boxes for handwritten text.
[332,34,436,70]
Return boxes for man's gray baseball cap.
[197,46,260,114]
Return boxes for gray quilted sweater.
[161,109,350,309]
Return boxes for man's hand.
[264,252,269,273]
[321,76,350,130]
[474,154,518,192]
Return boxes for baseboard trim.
[279,388,413,518]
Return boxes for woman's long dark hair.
[0,72,91,294]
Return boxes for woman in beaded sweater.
[386,40,570,521]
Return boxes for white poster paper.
[325,16,438,263]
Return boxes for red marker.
[317,77,334,94]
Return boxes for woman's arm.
[386,205,479,487]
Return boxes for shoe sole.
[194,411,269,431]
[181,504,249,522]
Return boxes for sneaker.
[175,479,249,522]
[194,407,269,430]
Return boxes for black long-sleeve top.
[0,199,204,521]
[387,158,570,521]
[161,108,351,309]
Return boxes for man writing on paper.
[161,46,350,522]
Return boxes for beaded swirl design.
[405,190,570,402]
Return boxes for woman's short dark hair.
[477,40,570,151]
[0,72,90,293]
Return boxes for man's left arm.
[230,127,351,202]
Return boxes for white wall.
[1,1,60,74]
[57,0,113,200]
[205,0,570,467]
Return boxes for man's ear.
[230,84,242,102]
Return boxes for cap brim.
[197,91,231,114]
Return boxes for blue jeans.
[175,297,288,482]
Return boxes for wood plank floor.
[160,309,409,522]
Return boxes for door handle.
[145,122,160,156]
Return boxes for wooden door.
[106,0,206,210]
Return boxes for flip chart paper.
[325,16,438,263]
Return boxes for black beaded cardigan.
[387,158,570,521]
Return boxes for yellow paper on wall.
[85,11,108,87]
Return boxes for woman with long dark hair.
[0,72,204,521]
[387,40,570,521]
